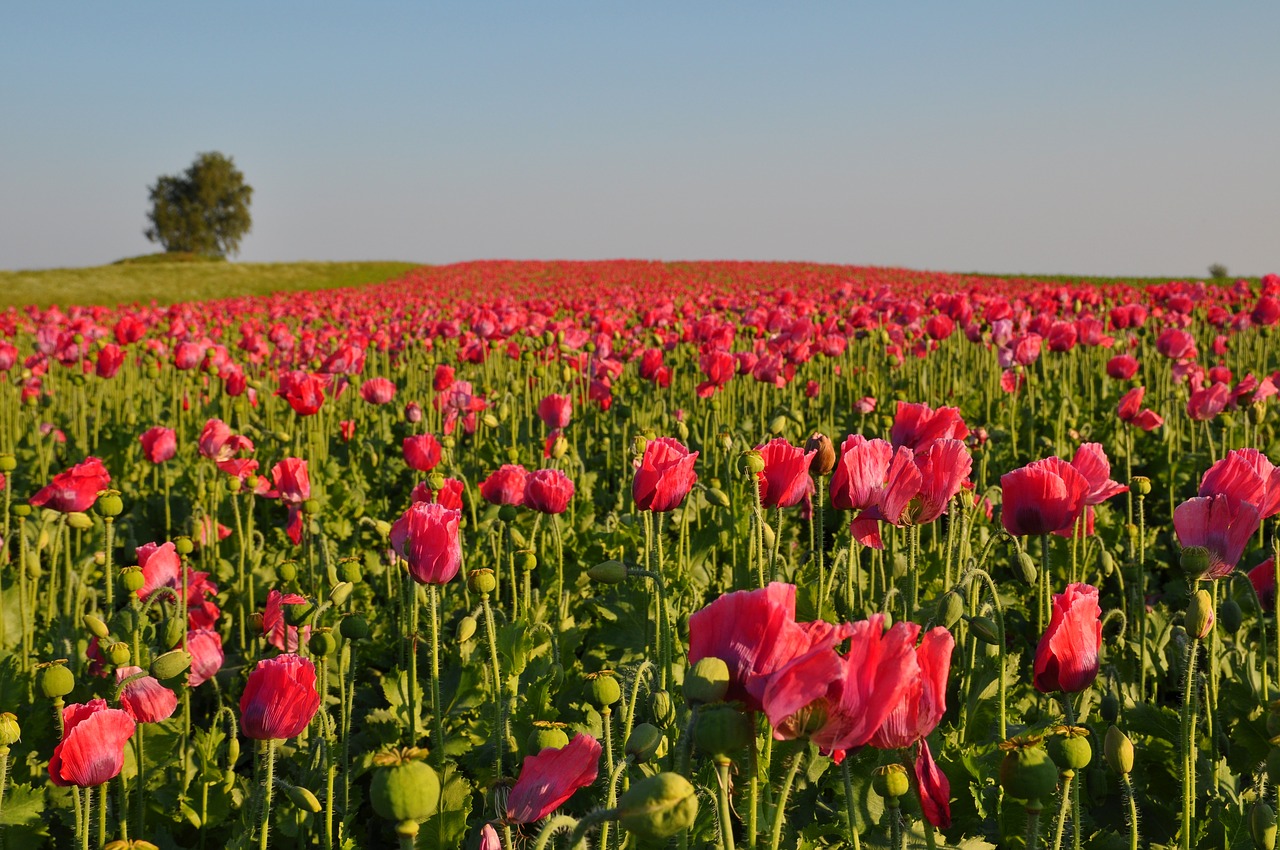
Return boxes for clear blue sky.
[2,2,1277,276]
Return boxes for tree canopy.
[145,152,253,258]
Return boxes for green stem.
[1050,772,1074,850]
[532,814,581,850]
[1025,805,1043,850]
[717,759,737,850]
[840,760,862,850]
[769,746,806,850]
[1121,773,1140,850]
[259,739,276,850]
[1181,637,1200,850]
[429,583,444,774]
[482,593,506,784]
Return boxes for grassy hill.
[0,259,421,309]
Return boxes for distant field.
[0,260,421,309]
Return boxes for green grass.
[0,260,421,309]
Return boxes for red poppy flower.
[914,741,952,828]
[1200,448,1280,519]
[187,628,225,687]
[114,666,178,723]
[403,434,443,472]
[890,402,968,451]
[29,457,111,513]
[1033,582,1102,693]
[1187,382,1231,421]
[390,501,463,584]
[999,458,1089,537]
[1249,558,1276,611]
[135,541,181,600]
[755,438,816,509]
[537,394,573,430]
[1053,443,1128,537]
[868,624,954,749]
[905,439,972,524]
[479,464,529,506]
[262,588,309,652]
[506,733,602,823]
[1173,494,1260,579]
[96,343,125,379]
[524,468,575,514]
[198,419,255,462]
[1116,386,1164,431]
[411,477,465,511]
[339,420,356,442]
[1106,354,1139,380]
[239,654,321,741]
[359,377,397,405]
[48,699,136,787]
[632,437,699,512]
[139,426,177,464]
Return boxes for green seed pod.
[1132,477,1151,496]
[684,657,731,705]
[497,504,518,523]
[1180,547,1211,579]
[626,723,666,763]
[1104,726,1134,774]
[83,614,111,641]
[226,476,243,494]
[1185,589,1214,640]
[309,630,337,658]
[338,558,363,584]
[66,512,94,531]
[456,616,477,643]
[284,600,316,627]
[1047,726,1092,773]
[872,764,910,800]
[526,721,571,754]
[518,550,538,572]
[340,614,369,641]
[373,519,391,538]
[694,702,753,760]
[936,591,965,629]
[1016,552,1038,585]
[174,537,194,556]
[39,662,75,698]
[120,566,145,593]
[650,689,676,727]
[370,750,441,823]
[11,503,31,518]
[96,493,124,518]
[585,672,621,708]
[303,498,321,516]
[1220,598,1244,634]
[999,737,1059,804]
[617,772,699,841]
[0,712,21,746]
[969,616,1001,646]
[467,569,497,595]
[1253,801,1278,850]
[279,561,298,582]
[1267,748,1280,786]
[588,560,628,584]
[0,454,15,472]
[743,450,765,475]
[106,640,131,665]
[150,649,192,681]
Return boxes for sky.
[2,2,1277,277]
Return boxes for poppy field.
[1,259,1279,850]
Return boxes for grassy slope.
[0,261,421,309]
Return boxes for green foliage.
[145,151,254,257]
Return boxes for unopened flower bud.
[704,487,731,508]
[456,616,477,642]
[936,591,965,629]
[617,772,699,840]
[328,581,354,608]
[1253,801,1278,850]
[684,657,731,705]
[588,560,628,584]
[1185,589,1214,640]
[1219,598,1243,634]
[1104,725,1134,774]
[969,616,1001,646]
[650,689,676,727]
[805,433,836,476]
[150,649,191,681]
[743,450,766,475]
[626,723,666,763]
[66,512,93,531]
[83,614,111,640]
[284,782,322,813]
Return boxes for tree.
[145,152,253,257]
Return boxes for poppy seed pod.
[39,662,75,698]
[340,614,369,641]
[308,630,337,658]
[694,702,753,760]
[618,773,699,840]
[370,748,441,824]
[684,657,731,705]
[526,721,571,754]
[999,737,1059,805]
[1047,726,1092,773]
[0,712,21,746]
[585,672,621,708]
[872,764,911,800]
[467,569,497,595]
[649,690,676,727]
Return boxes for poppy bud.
[162,618,184,650]
[279,561,298,582]
[39,662,75,698]
[1185,589,1214,640]
[872,764,910,800]
[0,712,20,746]
[704,487,730,508]
[370,749,441,824]
[11,503,30,518]
[1131,476,1151,496]
[526,721,571,753]
[66,512,93,531]
[518,551,538,572]
[339,614,369,641]
[650,690,676,727]
[1047,726,1092,773]
[617,772,699,840]
[969,616,1001,646]
[760,522,775,551]
[1104,726,1134,774]
[467,569,497,595]
[227,735,240,766]
[328,581,354,608]
[805,433,836,476]
[283,782,323,813]
[626,723,666,763]
[509,527,528,548]
[1100,549,1115,576]
[1180,547,1211,579]
[694,702,753,760]
[1100,694,1120,723]
[1220,598,1244,634]
[150,649,191,681]
[96,492,123,518]
[936,591,965,629]
[585,672,621,708]
[309,630,337,658]
[338,558,363,584]
[1253,801,1278,850]
[456,616,477,642]
[684,657,731,705]
[743,450,765,475]
[999,737,1058,805]
[588,560,628,584]
[549,434,568,458]
[84,615,111,640]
